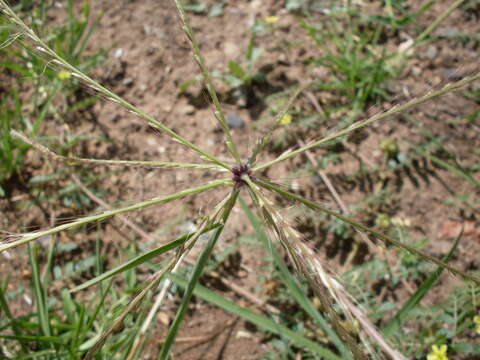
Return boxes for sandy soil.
[1,0,479,359]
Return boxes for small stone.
[250,0,262,10]
[226,112,245,129]
[311,174,322,185]
[224,42,241,59]
[22,269,32,279]
[443,68,462,81]
[114,48,124,59]
[236,330,252,339]
[411,66,422,76]
[179,104,195,115]
[157,312,170,326]
[146,137,157,147]
[122,78,133,86]
[436,27,458,38]
[424,45,437,60]
[143,24,152,35]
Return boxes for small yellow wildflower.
[427,344,448,360]
[375,213,391,229]
[474,315,480,335]
[265,16,279,24]
[391,216,412,227]
[280,114,292,125]
[57,70,71,80]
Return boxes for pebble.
[443,68,462,81]
[311,174,322,185]
[224,42,241,59]
[114,48,124,59]
[226,112,245,129]
[436,27,458,38]
[179,104,195,115]
[424,45,438,60]
[122,78,133,86]
[411,66,422,77]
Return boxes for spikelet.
[251,186,406,360]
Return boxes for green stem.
[249,84,307,167]
[173,0,241,165]
[0,179,232,252]
[12,129,223,171]
[253,71,480,172]
[158,189,239,360]
[412,0,466,47]
[0,0,230,170]
[256,178,480,285]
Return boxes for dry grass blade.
[173,0,241,164]
[257,179,480,285]
[254,70,480,172]
[244,176,406,359]
[243,178,368,359]
[84,256,178,360]
[0,0,230,170]
[0,179,231,252]
[11,130,224,171]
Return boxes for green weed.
[0,0,479,359]
[0,0,105,197]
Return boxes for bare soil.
[1,0,479,359]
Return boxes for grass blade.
[253,70,480,172]
[239,197,351,358]
[158,190,239,359]
[0,283,28,353]
[0,179,231,252]
[383,230,462,337]
[71,223,222,292]
[28,244,52,338]
[0,334,61,343]
[257,178,480,285]
[168,273,342,360]
[11,130,223,171]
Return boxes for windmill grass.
[1,0,479,358]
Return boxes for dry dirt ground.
[1,0,479,359]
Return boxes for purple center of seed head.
[232,163,253,188]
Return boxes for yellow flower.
[427,344,448,360]
[280,114,292,125]
[474,315,480,335]
[265,16,279,24]
[57,70,71,80]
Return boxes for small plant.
[222,19,267,91]
[301,7,398,116]
[0,0,105,196]
[0,241,150,359]
[1,1,479,359]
